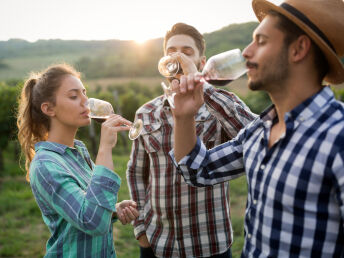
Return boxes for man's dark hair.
[268,10,329,82]
[164,23,205,56]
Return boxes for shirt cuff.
[134,222,146,239]
[86,165,121,212]
[202,82,213,92]
[169,137,208,169]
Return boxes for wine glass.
[87,98,143,140]
[158,55,180,78]
[158,55,180,108]
[158,48,247,108]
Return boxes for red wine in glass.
[90,115,109,123]
[205,79,233,86]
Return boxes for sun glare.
[135,38,147,45]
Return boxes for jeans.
[139,246,157,258]
[139,246,232,258]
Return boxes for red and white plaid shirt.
[126,84,256,257]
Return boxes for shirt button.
[248,234,252,239]
[260,164,265,170]
[253,200,257,205]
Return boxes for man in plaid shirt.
[126,23,256,258]
[171,0,344,257]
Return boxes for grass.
[0,145,247,258]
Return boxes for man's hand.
[171,73,204,119]
[171,73,203,162]
[138,234,151,247]
[115,200,139,225]
[174,52,198,75]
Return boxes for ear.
[41,102,55,117]
[199,56,207,71]
[289,35,312,63]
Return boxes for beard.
[248,47,289,91]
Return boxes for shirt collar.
[259,86,334,125]
[35,140,85,154]
[287,86,334,123]
[162,95,171,107]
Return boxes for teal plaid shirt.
[29,140,121,258]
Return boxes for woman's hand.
[99,114,132,149]
[115,200,139,225]
[96,114,132,170]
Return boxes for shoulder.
[324,100,344,139]
[321,99,344,128]
[135,95,164,115]
[133,95,165,136]
[30,148,68,182]
[204,83,244,103]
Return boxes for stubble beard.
[248,47,289,92]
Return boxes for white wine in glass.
[87,98,143,140]
[158,48,247,107]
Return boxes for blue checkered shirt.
[170,86,344,257]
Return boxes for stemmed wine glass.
[158,48,247,108]
[87,98,143,140]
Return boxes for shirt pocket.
[196,113,219,149]
[141,121,162,153]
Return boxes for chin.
[248,80,263,91]
[80,118,91,127]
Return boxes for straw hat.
[252,0,344,84]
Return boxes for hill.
[0,22,258,80]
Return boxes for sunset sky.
[0,0,287,43]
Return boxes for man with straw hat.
[169,0,344,256]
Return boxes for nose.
[82,95,89,107]
[242,42,254,60]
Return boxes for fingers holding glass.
[158,48,247,108]
[87,98,143,140]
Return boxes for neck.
[268,75,322,123]
[47,123,78,147]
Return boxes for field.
[0,53,86,80]
[0,145,247,258]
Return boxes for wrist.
[98,144,113,154]
[138,234,150,247]
[174,116,196,128]
[173,113,195,122]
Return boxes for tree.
[0,83,19,170]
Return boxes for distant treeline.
[0,22,258,79]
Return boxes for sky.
[0,0,281,43]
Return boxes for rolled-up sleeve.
[169,132,246,187]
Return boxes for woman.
[17,64,139,257]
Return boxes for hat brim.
[252,0,344,84]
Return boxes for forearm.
[95,145,114,171]
[174,116,197,162]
